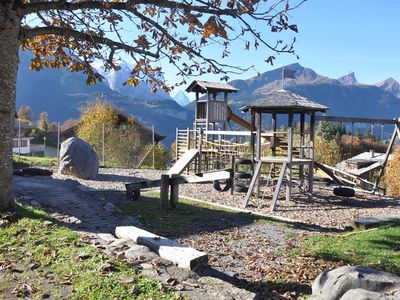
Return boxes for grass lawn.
[117,191,281,238]
[13,155,57,168]
[301,222,400,275]
[0,204,178,299]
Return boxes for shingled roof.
[186,80,239,93]
[241,89,328,113]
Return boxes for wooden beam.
[125,179,162,193]
[242,161,262,208]
[271,163,288,212]
[374,125,398,190]
[250,112,255,164]
[308,112,315,201]
[167,149,199,176]
[315,115,398,125]
[115,226,208,270]
[170,170,232,185]
[299,113,305,187]
[286,113,294,202]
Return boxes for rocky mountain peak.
[337,72,358,85]
[374,77,400,98]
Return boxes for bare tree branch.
[19,0,239,17]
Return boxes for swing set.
[314,115,400,193]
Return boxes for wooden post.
[256,112,262,197]
[198,129,203,173]
[271,113,277,178]
[286,113,294,202]
[160,174,170,210]
[271,163,288,212]
[308,112,315,201]
[186,127,190,150]
[175,127,179,161]
[374,124,398,190]
[170,175,179,209]
[230,155,235,195]
[271,113,277,155]
[152,125,155,169]
[299,113,305,187]
[250,111,255,163]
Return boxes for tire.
[234,158,252,165]
[233,184,249,193]
[333,186,355,197]
[234,172,252,179]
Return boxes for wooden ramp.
[167,149,199,175]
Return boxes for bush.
[140,144,169,169]
[383,147,400,197]
[314,136,341,166]
[76,101,141,167]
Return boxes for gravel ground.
[53,168,400,230]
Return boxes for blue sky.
[160,0,400,90]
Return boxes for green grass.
[118,191,283,238]
[0,204,177,299]
[13,155,57,168]
[301,222,400,275]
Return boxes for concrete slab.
[351,214,400,229]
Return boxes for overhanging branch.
[20,26,159,58]
[19,0,239,17]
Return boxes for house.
[12,136,34,154]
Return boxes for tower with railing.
[185,80,239,132]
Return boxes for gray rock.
[311,266,400,300]
[340,288,396,300]
[59,137,99,179]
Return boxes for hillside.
[16,51,192,145]
[16,54,400,146]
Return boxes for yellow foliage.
[77,101,140,167]
[314,136,341,166]
[383,147,400,197]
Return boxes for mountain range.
[16,52,400,146]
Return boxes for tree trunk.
[0,4,20,210]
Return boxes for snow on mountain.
[93,58,172,101]
[172,90,191,106]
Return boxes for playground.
[125,80,400,221]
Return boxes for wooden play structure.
[126,80,400,212]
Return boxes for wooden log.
[160,174,169,210]
[170,175,179,209]
[116,226,208,270]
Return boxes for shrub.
[314,136,341,166]
[383,147,400,197]
[76,101,141,167]
[140,144,169,169]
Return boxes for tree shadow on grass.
[196,266,311,299]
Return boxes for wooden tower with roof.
[186,80,239,132]
[241,89,328,211]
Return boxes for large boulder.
[59,137,99,179]
[311,266,400,300]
